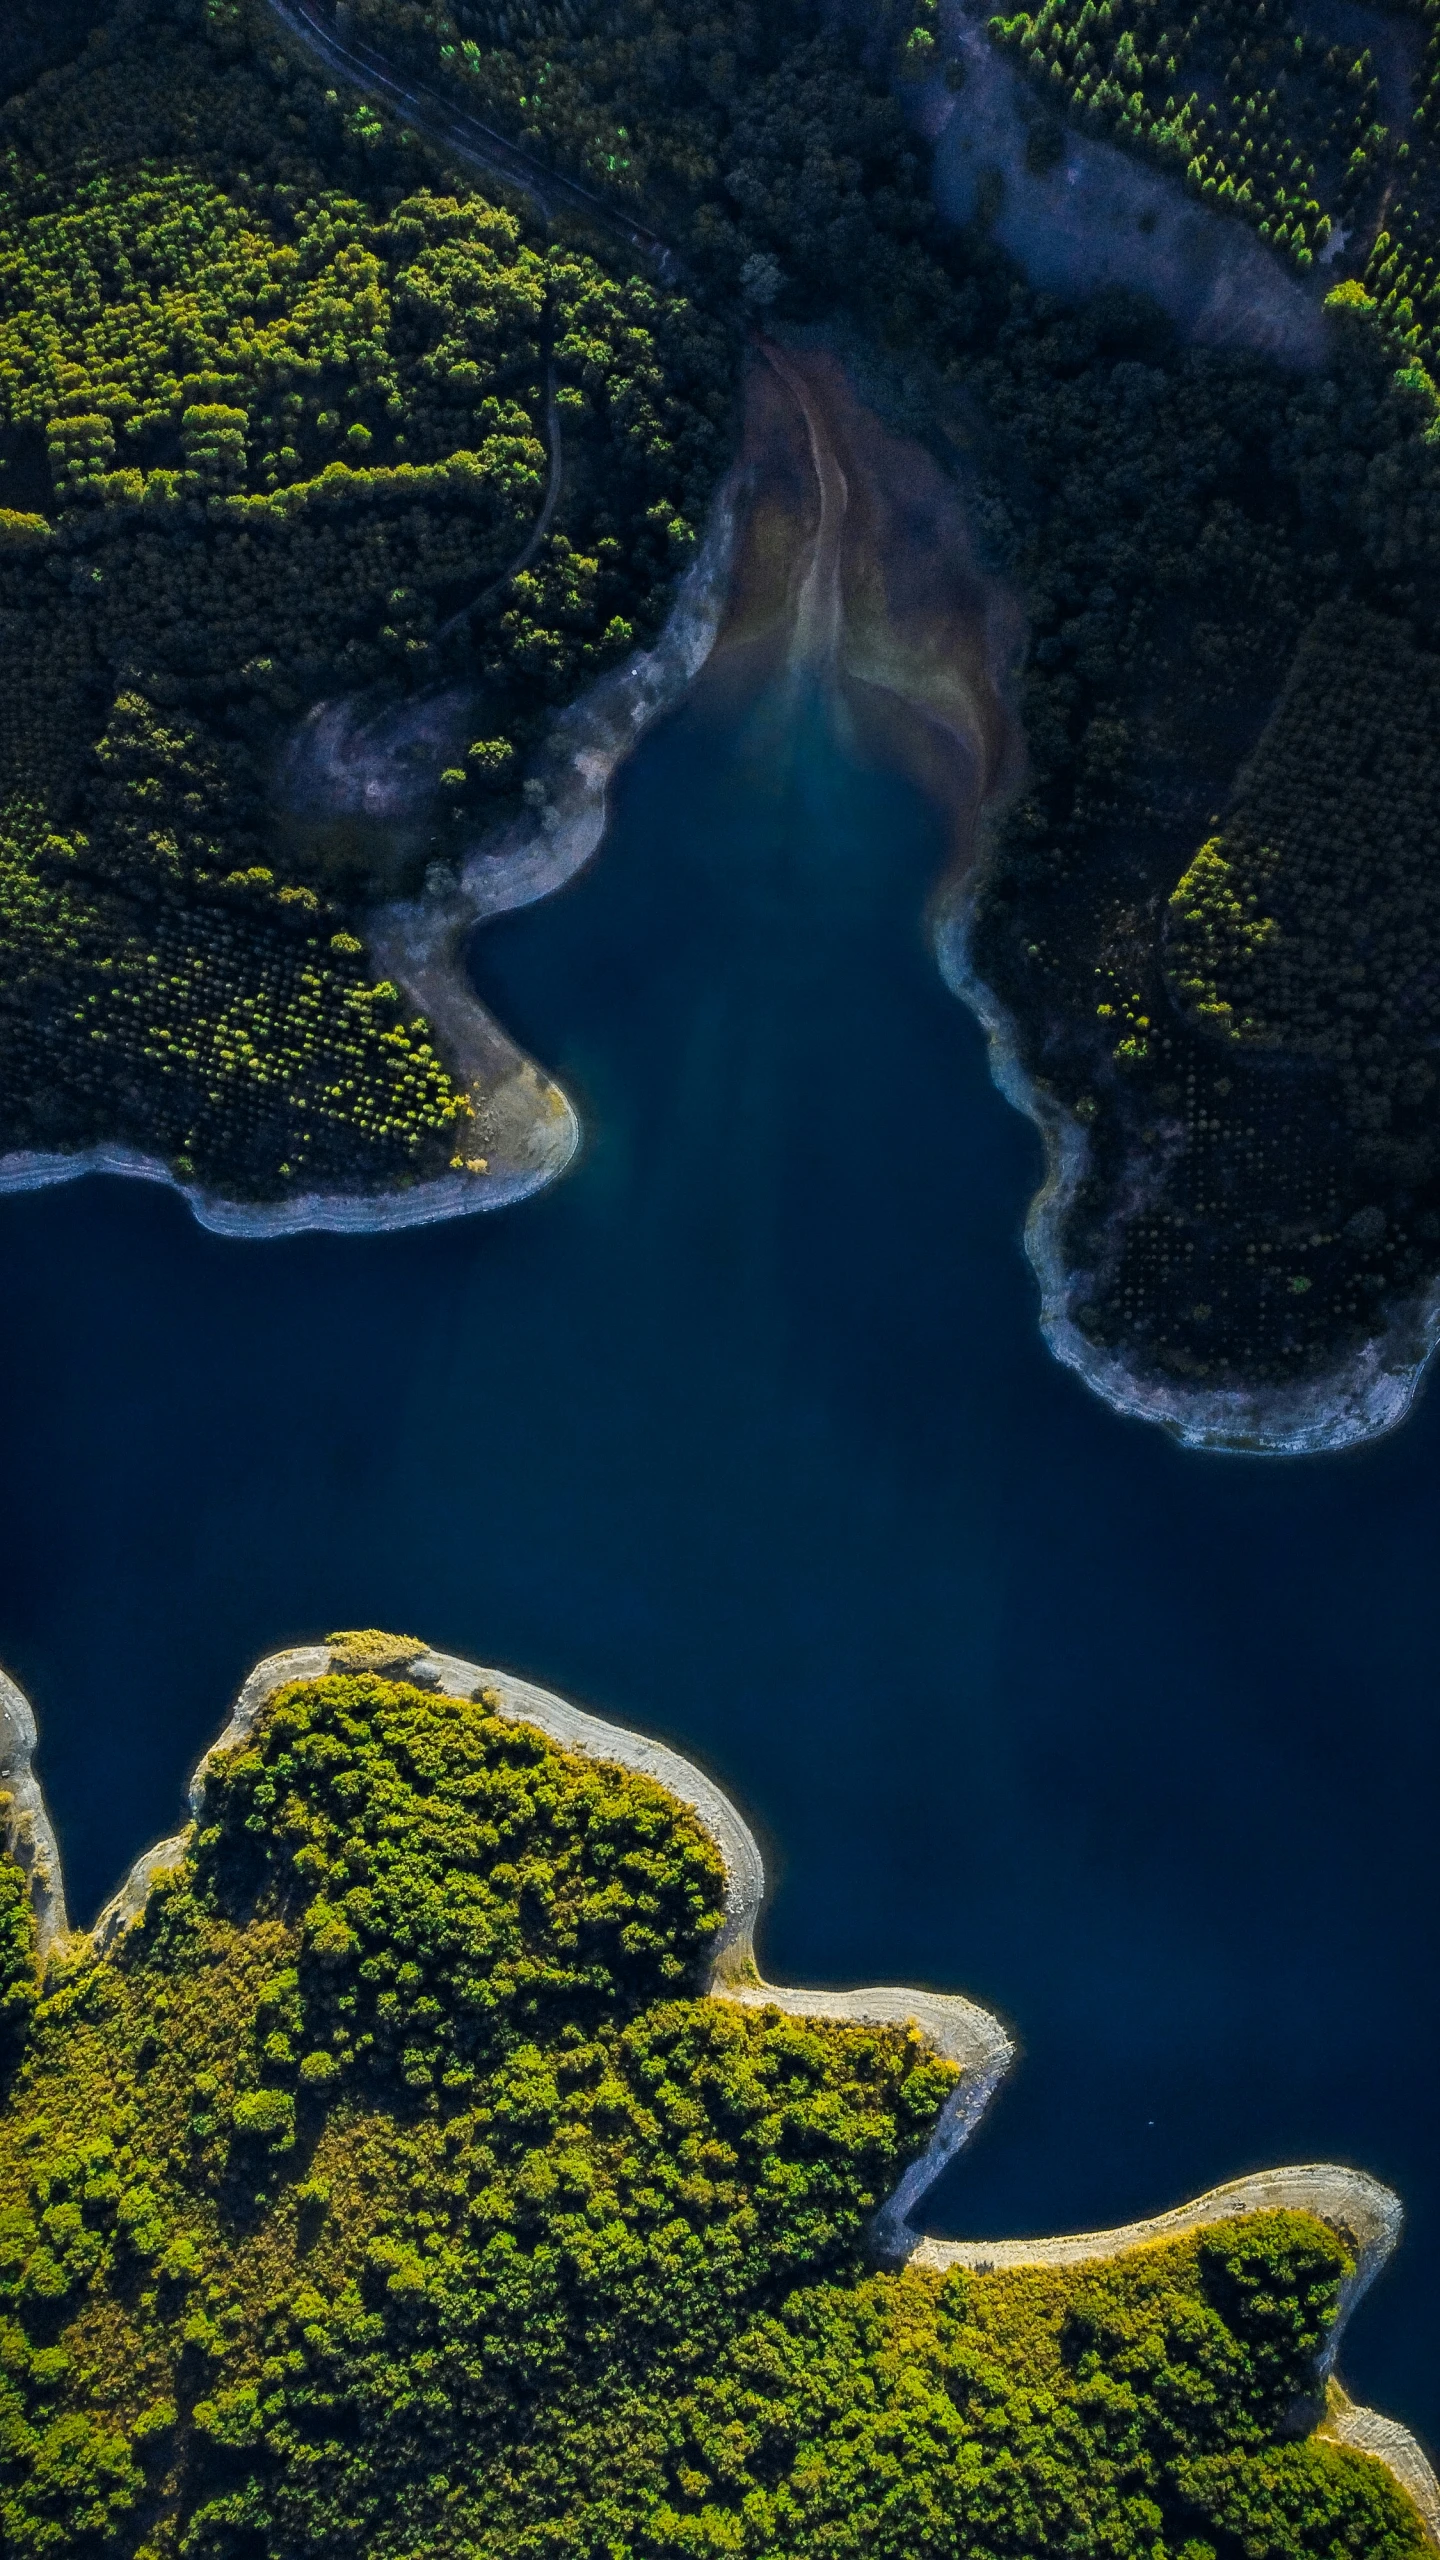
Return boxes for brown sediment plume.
[707,343,1023,872]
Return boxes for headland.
[0,1629,1432,2544]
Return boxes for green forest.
[0,0,731,1196]
[6,0,1440,1362]
[328,0,1440,1386]
[0,1656,1424,2557]
[955,5,1440,1388]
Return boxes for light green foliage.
[367,0,1440,1381]
[321,1626,429,1671]
[194,1670,733,2093]
[0,1670,1420,2556]
[1166,605,1440,1143]
[350,0,941,313]
[986,2,1440,396]
[1359,4,1440,381]
[0,0,730,1195]
[1166,835,1282,1038]
[0,777,470,1190]
[987,0,1387,265]
[7,0,1440,1310]
[646,2221,1422,2557]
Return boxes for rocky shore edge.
[936,892,1440,1458]
[0,491,735,1242]
[0,1665,67,1948]
[84,1638,1016,2269]
[1,1633,1433,2536]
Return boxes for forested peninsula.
[0,1629,1432,2558]
[7,0,1440,1424]
[0,0,730,1210]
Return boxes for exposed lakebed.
[1,678,1438,2450]
[925,5,1327,362]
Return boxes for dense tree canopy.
[345,0,945,308]
[902,6,1440,1391]
[6,0,1440,1376]
[0,1664,1423,2556]
[0,0,732,1195]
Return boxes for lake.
[1,673,1437,2442]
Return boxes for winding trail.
[262,0,679,278]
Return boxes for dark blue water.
[2,682,1437,2442]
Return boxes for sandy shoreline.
[361,481,737,1185]
[1329,2393,1440,2546]
[915,2153,1439,2543]
[0,1134,568,1240]
[935,889,1440,1458]
[0,491,736,1242]
[5,332,1423,1449]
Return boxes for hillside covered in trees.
[0,1652,1426,2557]
[0,0,730,1198]
[7,0,1440,1388]
[955,3,1440,1400]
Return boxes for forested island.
[0,1631,1431,2557]
[5,0,1440,1415]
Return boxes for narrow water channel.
[1,676,1437,2440]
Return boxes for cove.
[2,676,1439,2448]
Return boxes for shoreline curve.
[0,1665,67,1951]
[86,1639,1016,2269]
[4,1633,1436,2538]
[0,491,735,1243]
[935,890,1440,1458]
